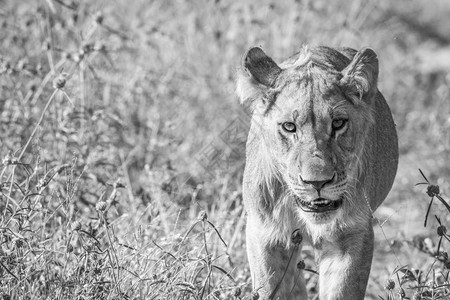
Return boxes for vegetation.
[0,0,449,299]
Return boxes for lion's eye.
[282,122,296,132]
[332,119,347,131]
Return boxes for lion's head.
[237,46,380,240]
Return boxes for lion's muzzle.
[299,173,335,192]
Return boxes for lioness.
[236,46,398,300]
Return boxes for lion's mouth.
[296,197,343,213]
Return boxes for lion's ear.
[340,47,378,103]
[236,47,281,110]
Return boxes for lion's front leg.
[246,216,308,300]
[316,226,374,300]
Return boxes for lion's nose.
[299,173,335,191]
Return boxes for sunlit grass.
[0,0,450,299]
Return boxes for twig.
[18,89,58,161]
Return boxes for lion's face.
[261,71,368,223]
[237,46,378,225]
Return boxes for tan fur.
[237,46,398,299]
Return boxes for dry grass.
[0,0,450,299]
